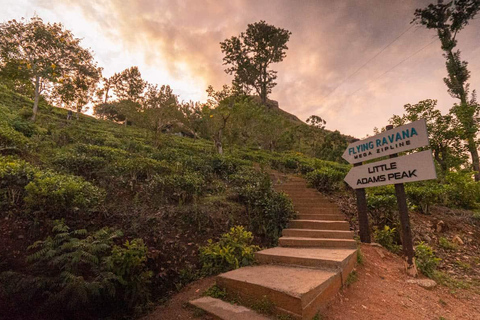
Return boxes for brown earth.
[146,244,480,320]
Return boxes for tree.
[111,66,146,103]
[414,0,480,180]
[220,21,291,104]
[306,115,327,157]
[389,99,467,174]
[141,83,180,141]
[0,17,100,121]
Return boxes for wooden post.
[354,162,371,243]
[386,125,415,266]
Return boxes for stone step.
[278,237,357,249]
[216,265,341,320]
[288,220,350,231]
[292,201,337,207]
[189,296,270,320]
[293,205,339,211]
[255,247,357,270]
[296,214,345,221]
[293,208,343,215]
[282,229,354,239]
[290,199,333,204]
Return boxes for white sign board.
[344,150,437,189]
[342,119,429,164]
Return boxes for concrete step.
[293,208,343,215]
[283,229,354,239]
[293,202,337,207]
[278,237,357,249]
[217,265,341,320]
[288,220,350,231]
[255,247,357,270]
[296,214,345,221]
[189,297,269,320]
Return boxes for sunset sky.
[1,0,480,138]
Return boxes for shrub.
[406,182,448,214]
[306,167,345,192]
[24,171,105,217]
[0,221,152,318]
[444,171,480,209]
[0,122,29,149]
[367,192,397,226]
[199,226,260,275]
[11,118,36,137]
[232,169,295,245]
[373,225,401,253]
[415,242,441,278]
[0,157,37,209]
[150,171,205,204]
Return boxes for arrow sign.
[344,150,437,189]
[342,119,429,164]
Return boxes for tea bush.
[199,226,260,275]
[306,167,345,192]
[0,157,37,209]
[406,182,448,214]
[149,171,205,204]
[232,168,295,245]
[415,242,441,278]
[24,171,105,217]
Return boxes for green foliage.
[202,285,227,299]
[24,171,105,217]
[233,169,295,245]
[373,226,401,254]
[438,237,457,250]
[406,182,448,214]
[345,270,358,287]
[199,226,260,275]
[105,239,153,310]
[415,242,441,278]
[357,249,364,266]
[443,171,480,209]
[306,167,345,192]
[0,221,152,317]
[366,190,397,226]
[149,171,205,204]
[0,157,37,209]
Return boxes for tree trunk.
[468,136,480,181]
[214,129,223,154]
[31,76,40,121]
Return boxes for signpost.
[343,119,436,272]
[342,119,429,164]
[344,150,437,189]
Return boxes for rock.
[369,242,383,248]
[406,279,437,289]
[436,220,445,233]
[452,235,464,245]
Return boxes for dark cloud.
[35,0,480,136]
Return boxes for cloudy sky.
[1,0,480,138]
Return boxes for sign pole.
[386,125,414,267]
[354,163,371,243]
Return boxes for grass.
[202,285,227,299]
[345,270,358,287]
[357,249,364,265]
[439,237,457,250]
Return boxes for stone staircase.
[191,176,357,320]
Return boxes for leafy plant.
[203,285,227,299]
[306,167,345,192]
[24,171,105,217]
[439,237,457,250]
[0,157,37,209]
[199,226,260,275]
[415,242,441,278]
[374,226,401,253]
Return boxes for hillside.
[0,85,350,319]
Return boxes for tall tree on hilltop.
[414,0,480,181]
[0,17,99,121]
[220,21,291,104]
